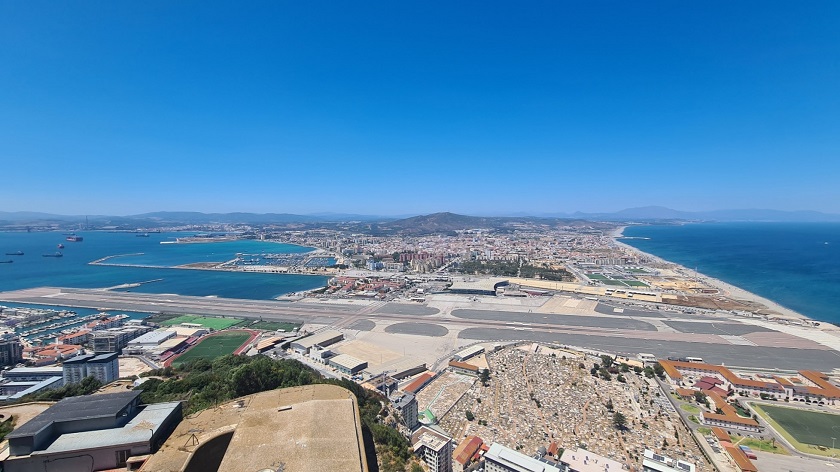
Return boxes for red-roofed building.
[453,435,483,471]
[659,359,839,403]
[448,360,479,376]
[403,372,437,395]
[701,391,761,432]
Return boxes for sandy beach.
[610,225,829,325]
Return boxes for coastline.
[610,225,814,323]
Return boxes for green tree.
[613,411,627,430]
[653,363,665,379]
[465,410,475,421]
[600,355,614,368]
[480,368,490,386]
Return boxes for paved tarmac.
[347,319,375,331]
[662,320,774,335]
[594,302,718,321]
[384,322,449,337]
[374,303,439,316]
[451,309,657,331]
[457,327,840,371]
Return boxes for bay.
[621,223,840,324]
[0,231,328,300]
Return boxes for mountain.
[374,212,602,235]
[561,206,840,222]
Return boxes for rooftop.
[559,447,623,472]
[8,390,141,440]
[36,401,182,455]
[487,442,561,472]
[140,384,368,472]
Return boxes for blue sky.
[1,2,838,216]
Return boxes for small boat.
[136,233,150,237]
[0,260,12,264]
[42,252,63,258]
[58,243,65,249]
[5,251,23,256]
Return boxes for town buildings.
[62,352,119,385]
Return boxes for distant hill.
[561,206,840,222]
[2,207,839,230]
[375,212,601,235]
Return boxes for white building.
[412,427,452,472]
[485,443,561,472]
[642,449,695,472]
[559,448,623,472]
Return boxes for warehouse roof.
[8,391,141,439]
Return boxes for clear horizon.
[2,2,838,215]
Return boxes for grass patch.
[172,331,251,367]
[623,280,649,287]
[753,403,840,456]
[144,313,186,324]
[688,415,699,424]
[602,279,628,286]
[246,320,302,332]
[586,274,608,280]
[680,403,700,414]
[159,315,244,330]
[733,436,789,455]
[696,427,712,435]
[0,416,16,441]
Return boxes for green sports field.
[159,315,244,330]
[754,404,840,450]
[172,331,251,367]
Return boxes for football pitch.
[160,315,243,330]
[172,331,251,367]
[754,404,840,450]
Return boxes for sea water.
[621,223,840,324]
[0,231,328,300]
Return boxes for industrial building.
[328,353,368,375]
[62,352,119,385]
[3,391,182,472]
[485,442,560,472]
[453,345,485,362]
[125,329,177,351]
[447,278,509,296]
[290,329,344,354]
[412,426,453,472]
[0,367,64,401]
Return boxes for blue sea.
[0,231,328,300]
[621,223,840,324]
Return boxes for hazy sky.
[2,2,838,216]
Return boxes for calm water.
[0,231,328,300]
[622,223,840,323]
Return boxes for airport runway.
[3,287,839,370]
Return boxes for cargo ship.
[0,260,12,264]
[42,252,63,257]
[5,251,23,256]
[66,235,83,242]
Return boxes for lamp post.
[832,437,836,451]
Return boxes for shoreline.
[611,225,820,324]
